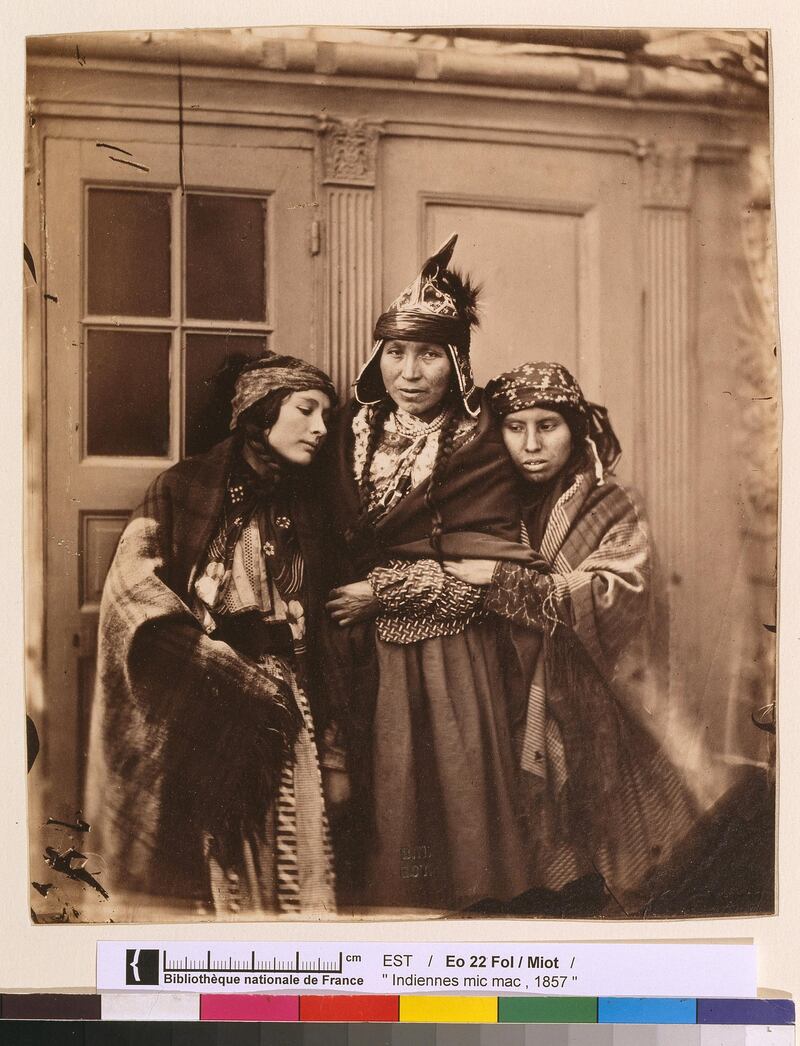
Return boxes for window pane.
[185,332,267,457]
[86,329,171,456]
[185,194,267,322]
[87,189,171,317]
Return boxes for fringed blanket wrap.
[85,437,332,903]
[486,467,698,913]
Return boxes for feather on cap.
[375,233,481,343]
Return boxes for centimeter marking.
[163,950,344,974]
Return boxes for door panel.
[44,133,317,811]
[380,137,639,483]
[425,201,583,382]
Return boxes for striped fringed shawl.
[85,438,313,903]
[487,468,698,914]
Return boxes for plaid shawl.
[489,469,666,720]
[85,437,331,902]
[487,469,697,912]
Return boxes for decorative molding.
[418,188,594,218]
[386,120,641,156]
[640,141,697,210]
[27,33,768,112]
[325,186,376,393]
[28,93,649,159]
[321,118,382,186]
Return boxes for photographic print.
[23,25,777,924]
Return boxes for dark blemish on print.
[23,244,37,283]
[44,846,109,900]
[96,143,134,157]
[46,815,90,833]
[108,156,150,173]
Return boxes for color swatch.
[0,993,793,1027]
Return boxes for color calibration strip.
[0,996,794,1025]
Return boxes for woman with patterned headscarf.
[86,353,341,918]
[324,236,536,913]
[444,362,699,915]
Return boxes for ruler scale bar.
[163,951,344,975]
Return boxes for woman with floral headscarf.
[87,353,340,918]
[324,236,536,912]
[444,362,698,915]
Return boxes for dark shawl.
[85,437,332,902]
[325,394,535,580]
[320,397,534,886]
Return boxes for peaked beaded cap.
[373,233,480,349]
[356,233,482,417]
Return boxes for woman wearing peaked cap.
[86,352,341,917]
[445,361,699,915]
[325,235,538,913]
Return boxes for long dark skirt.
[363,620,531,911]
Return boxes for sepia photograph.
[23,24,777,924]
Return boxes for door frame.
[28,107,325,817]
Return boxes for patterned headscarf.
[354,234,482,417]
[230,353,337,431]
[486,361,622,477]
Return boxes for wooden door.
[379,136,641,485]
[43,134,318,814]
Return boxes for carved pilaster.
[321,118,380,187]
[640,141,696,695]
[641,141,696,210]
[326,187,376,393]
[321,119,382,391]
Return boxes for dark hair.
[237,387,290,431]
[424,405,461,557]
[537,403,587,443]
[237,387,292,459]
[357,398,392,516]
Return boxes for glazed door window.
[84,186,270,462]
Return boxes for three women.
[89,238,695,918]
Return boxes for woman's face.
[501,407,573,484]
[379,339,453,422]
[265,389,332,466]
